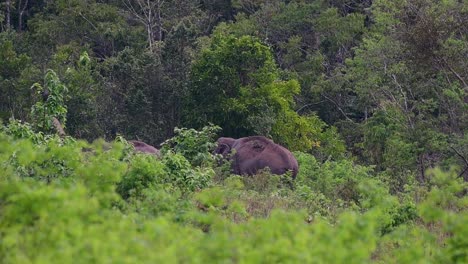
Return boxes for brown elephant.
[129,140,161,157]
[214,136,298,179]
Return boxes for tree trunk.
[6,0,11,30]
[418,154,426,184]
[18,0,29,31]
[147,24,153,51]
[155,0,162,41]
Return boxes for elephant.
[214,136,298,179]
[129,140,161,157]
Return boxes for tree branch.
[76,11,98,31]
[450,146,468,166]
[296,101,324,114]
[442,57,468,88]
[322,94,353,122]
[449,145,468,180]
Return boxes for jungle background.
[0,0,467,263]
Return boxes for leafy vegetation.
[0,125,466,263]
[0,0,467,263]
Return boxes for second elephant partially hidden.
[129,140,161,157]
[214,136,298,179]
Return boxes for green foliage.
[161,124,221,166]
[0,175,201,263]
[316,7,365,55]
[418,168,468,264]
[1,0,465,183]
[52,48,103,139]
[295,151,373,206]
[0,33,40,120]
[162,151,214,192]
[117,154,167,199]
[273,112,346,157]
[339,0,468,184]
[185,34,280,136]
[0,133,127,207]
[186,33,345,153]
[118,129,216,199]
[31,69,69,134]
[28,0,135,57]
[1,131,468,263]
[374,168,468,263]
[0,0,467,262]
[1,118,48,144]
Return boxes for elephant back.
[129,140,161,157]
[232,136,298,178]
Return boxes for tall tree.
[17,0,28,31]
[5,0,11,30]
[184,34,345,154]
[123,0,165,52]
[337,0,468,186]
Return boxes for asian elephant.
[129,140,161,157]
[214,136,298,179]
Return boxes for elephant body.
[129,140,161,157]
[214,136,298,179]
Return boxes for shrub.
[162,151,214,192]
[0,131,467,264]
[295,151,374,206]
[161,125,220,167]
[116,154,166,199]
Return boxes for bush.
[162,151,214,192]
[0,131,467,263]
[295,151,374,206]
[117,154,167,199]
[161,125,220,167]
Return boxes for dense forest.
[0,0,467,263]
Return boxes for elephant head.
[213,137,236,158]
